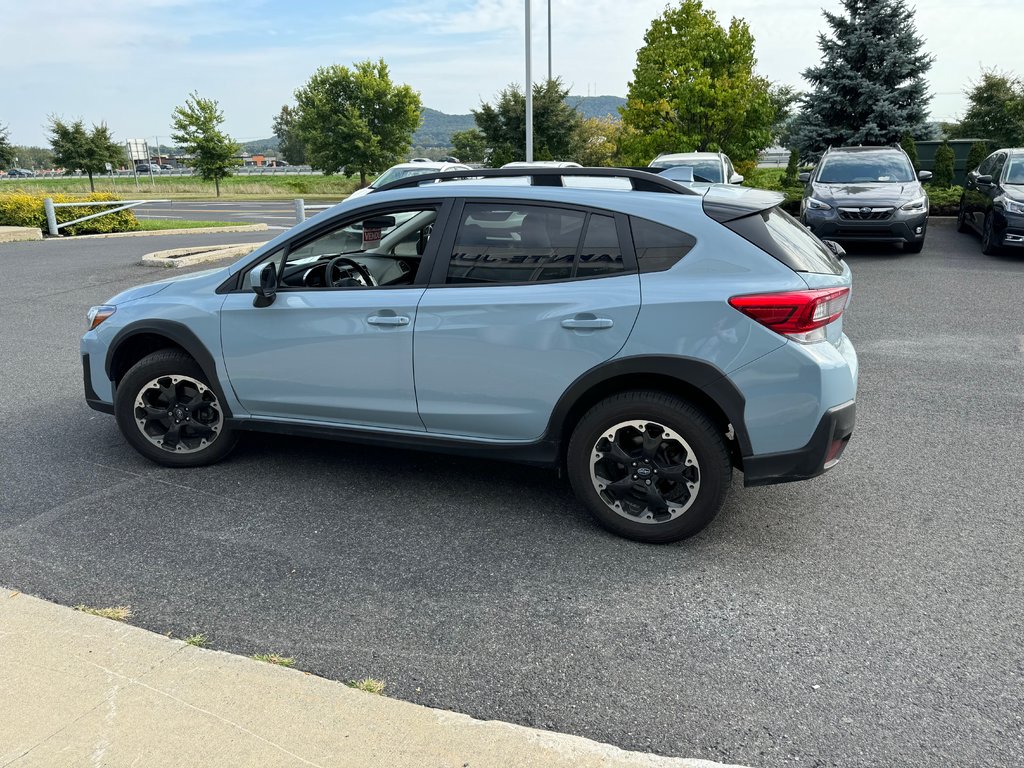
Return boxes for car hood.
[105,266,228,306]
[813,183,923,206]
[1002,185,1024,202]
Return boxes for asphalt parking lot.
[133,200,331,228]
[1,220,1021,768]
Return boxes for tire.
[904,240,924,254]
[114,349,238,467]
[981,212,1001,255]
[956,199,971,233]
[566,391,731,544]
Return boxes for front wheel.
[566,391,731,544]
[114,349,238,467]
[956,198,971,233]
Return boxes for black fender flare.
[105,320,232,416]
[544,355,751,457]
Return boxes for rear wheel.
[115,350,238,467]
[956,198,971,233]
[981,212,1001,255]
[567,391,731,543]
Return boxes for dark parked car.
[958,147,1024,254]
[135,164,155,174]
[6,168,34,178]
[799,146,932,253]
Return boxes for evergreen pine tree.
[932,141,955,188]
[791,0,933,156]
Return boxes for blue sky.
[3,0,1023,147]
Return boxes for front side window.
[446,203,590,284]
[261,206,439,289]
[1005,159,1024,185]
[816,152,915,183]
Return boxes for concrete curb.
[140,242,267,268]
[0,589,750,768]
[53,223,269,240]
[0,226,43,243]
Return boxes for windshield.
[817,153,915,184]
[649,158,722,182]
[372,166,437,187]
[1005,160,1024,185]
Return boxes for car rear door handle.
[561,316,614,330]
[367,314,410,326]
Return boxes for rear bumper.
[742,400,856,486]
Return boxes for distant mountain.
[245,96,628,155]
[567,95,627,120]
[414,107,476,148]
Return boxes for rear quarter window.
[629,216,696,273]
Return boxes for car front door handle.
[561,316,614,330]
[367,314,411,326]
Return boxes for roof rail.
[371,166,702,196]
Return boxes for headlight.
[806,197,832,211]
[901,196,927,212]
[1002,198,1024,215]
[86,305,116,330]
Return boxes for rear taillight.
[728,287,849,342]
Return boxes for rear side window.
[629,216,696,273]
[446,204,628,284]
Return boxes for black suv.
[800,146,932,253]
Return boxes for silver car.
[648,152,743,184]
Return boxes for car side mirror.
[729,173,744,184]
[976,174,994,186]
[917,170,932,182]
[798,172,811,183]
[250,262,278,307]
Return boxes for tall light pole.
[525,0,533,162]
[547,0,552,82]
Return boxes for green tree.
[450,128,487,163]
[170,93,240,197]
[47,118,125,192]
[619,1,775,165]
[473,79,582,167]
[791,0,933,156]
[0,123,14,168]
[294,59,422,186]
[570,117,620,166]
[12,145,54,168]
[950,71,1024,147]
[932,140,955,188]
[900,133,920,171]
[782,149,800,187]
[769,84,800,148]
[965,140,990,173]
[272,105,305,165]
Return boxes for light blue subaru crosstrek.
[82,168,858,543]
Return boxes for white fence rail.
[43,198,169,237]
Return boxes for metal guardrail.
[43,198,169,237]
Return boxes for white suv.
[348,161,471,200]
[648,152,743,184]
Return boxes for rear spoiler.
[701,186,786,223]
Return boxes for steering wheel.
[325,255,376,287]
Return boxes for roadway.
[0,221,1021,768]
[132,200,342,229]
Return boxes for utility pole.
[525,0,533,162]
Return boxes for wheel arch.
[105,320,232,416]
[547,356,750,468]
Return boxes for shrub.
[965,141,990,174]
[782,149,800,187]
[927,185,963,215]
[932,141,956,188]
[0,191,138,234]
[900,134,920,171]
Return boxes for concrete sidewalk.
[0,589,749,768]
